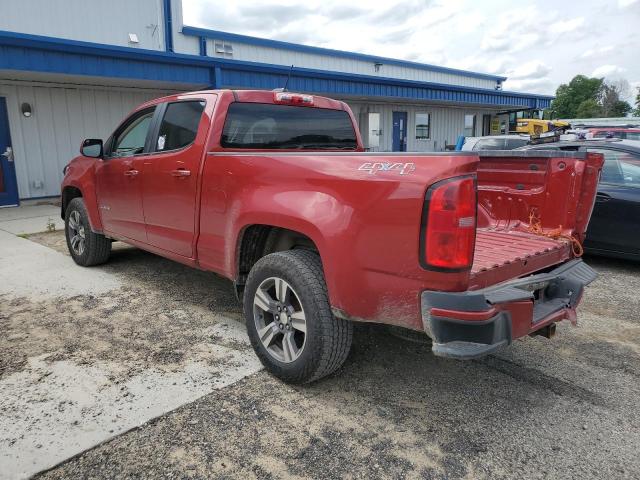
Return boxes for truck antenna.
[283,65,294,91]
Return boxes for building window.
[464,114,476,137]
[368,112,381,148]
[415,113,430,139]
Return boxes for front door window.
[111,112,154,157]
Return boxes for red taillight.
[421,176,476,270]
[273,91,314,105]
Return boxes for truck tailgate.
[470,230,570,289]
[470,150,603,290]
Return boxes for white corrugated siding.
[0,0,166,50]
[346,101,496,152]
[203,40,499,90]
[0,81,175,199]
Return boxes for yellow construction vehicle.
[516,119,569,136]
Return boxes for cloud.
[591,64,627,77]
[181,0,640,98]
[321,4,370,18]
[379,27,416,44]
[480,7,542,52]
[508,60,552,80]
[580,46,615,59]
[503,77,555,95]
[447,55,510,76]
[548,17,585,34]
[369,0,437,25]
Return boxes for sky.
[182,0,640,102]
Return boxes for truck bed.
[469,150,602,291]
[469,229,571,289]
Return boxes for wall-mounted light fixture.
[128,33,139,44]
[374,62,383,73]
[21,103,32,117]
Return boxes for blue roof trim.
[0,30,552,109]
[218,60,553,102]
[217,65,552,109]
[181,25,508,83]
[0,31,211,85]
[0,30,216,67]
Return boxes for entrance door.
[482,114,492,136]
[392,111,408,152]
[0,98,19,207]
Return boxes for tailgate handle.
[595,192,611,202]
[171,169,191,178]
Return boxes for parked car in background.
[460,135,529,151]
[588,128,640,141]
[518,139,640,261]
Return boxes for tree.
[634,87,640,117]
[600,80,632,117]
[550,75,633,118]
[551,75,603,118]
[575,99,602,118]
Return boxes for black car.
[518,139,640,261]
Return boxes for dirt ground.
[2,231,640,479]
[1,232,245,382]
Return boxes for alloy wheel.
[67,210,86,256]
[253,277,307,363]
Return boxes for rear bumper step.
[421,259,597,359]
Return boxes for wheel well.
[61,186,82,219]
[235,225,319,298]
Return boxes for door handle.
[1,147,13,162]
[124,169,139,177]
[170,169,191,177]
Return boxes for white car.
[461,135,530,151]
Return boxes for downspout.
[163,0,174,52]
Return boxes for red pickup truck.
[61,89,603,384]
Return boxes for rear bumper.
[421,259,597,359]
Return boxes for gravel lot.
[2,231,639,479]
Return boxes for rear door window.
[221,103,357,149]
[154,101,205,152]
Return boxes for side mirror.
[81,139,103,158]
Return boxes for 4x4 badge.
[358,162,416,175]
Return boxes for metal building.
[0,0,553,206]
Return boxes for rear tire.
[65,197,111,266]
[244,250,352,384]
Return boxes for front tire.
[244,250,353,384]
[65,197,111,266]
